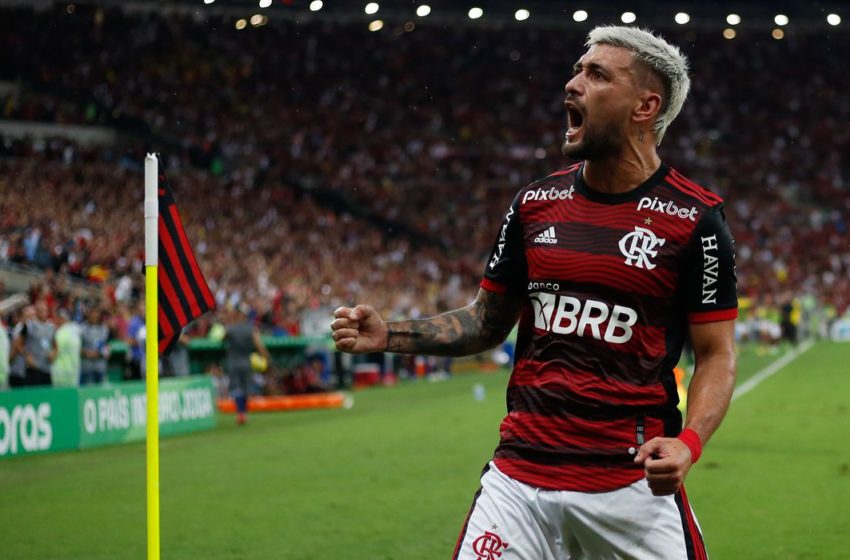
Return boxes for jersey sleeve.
[481,192,527,297]
[684,204,738,323]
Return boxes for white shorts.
[452,462,707,560]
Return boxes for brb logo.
[619,226,666,270]
[472,531,509,560]
[522,185,574,205]
[529,292,638,344]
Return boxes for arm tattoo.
[384,289,522,356]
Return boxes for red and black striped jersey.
[481,162,737,492]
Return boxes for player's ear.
[633,90,662,125]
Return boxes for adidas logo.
[533,226,558,244]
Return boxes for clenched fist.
[634,437,694,496]
[331,305,388,353]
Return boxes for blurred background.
[0,0,850,372]
[2,0,848,389]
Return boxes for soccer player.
[332,26,736,559]
[224,304,270,426]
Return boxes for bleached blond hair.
[587,26,690,145]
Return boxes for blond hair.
[587,26,690,145]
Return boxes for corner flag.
[156,160,216,354]
[144,154,215,560]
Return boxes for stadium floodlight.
[726,13,741,25]
[675,12,690,24]
[723,28,736,39]
[250,14,266,26]
[416,5,431,17]
[515,9,530,21]
[827,13,841,26]
[368,19,383,31]
[203,0,215,5]
[235,18,247,29]
[772,28,785,39]
[258,0,271,8]
[774,14,789,26]
[468,7,483,19]
[365,2,379,15]
[309,0,323,11]
[621,11,636,24]
[573,10,588,22]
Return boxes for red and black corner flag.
[157,161,216,354]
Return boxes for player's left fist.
[634,437,693,496]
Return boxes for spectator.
[0,315,9,389]
[10,300,55,386]
[163,332,191,377]
[125,300,145,380]
[51,308,81,387]
[6,306,33,387]
[80,306,110,385]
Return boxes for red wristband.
[677,428,703,464]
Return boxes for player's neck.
[582,145,661,195]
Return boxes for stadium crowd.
[2,7,849,375]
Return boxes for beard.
[561,118,626,161]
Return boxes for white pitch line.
[732,339,816,402]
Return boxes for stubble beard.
[561,120,626,162]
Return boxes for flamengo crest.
[472,531,509,560]
[619,226,665,270]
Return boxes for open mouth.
[566,105,584,135]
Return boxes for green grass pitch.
[1,342,848,559]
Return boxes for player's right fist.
[331,305,388,354]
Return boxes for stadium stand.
[1,6,848,368]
